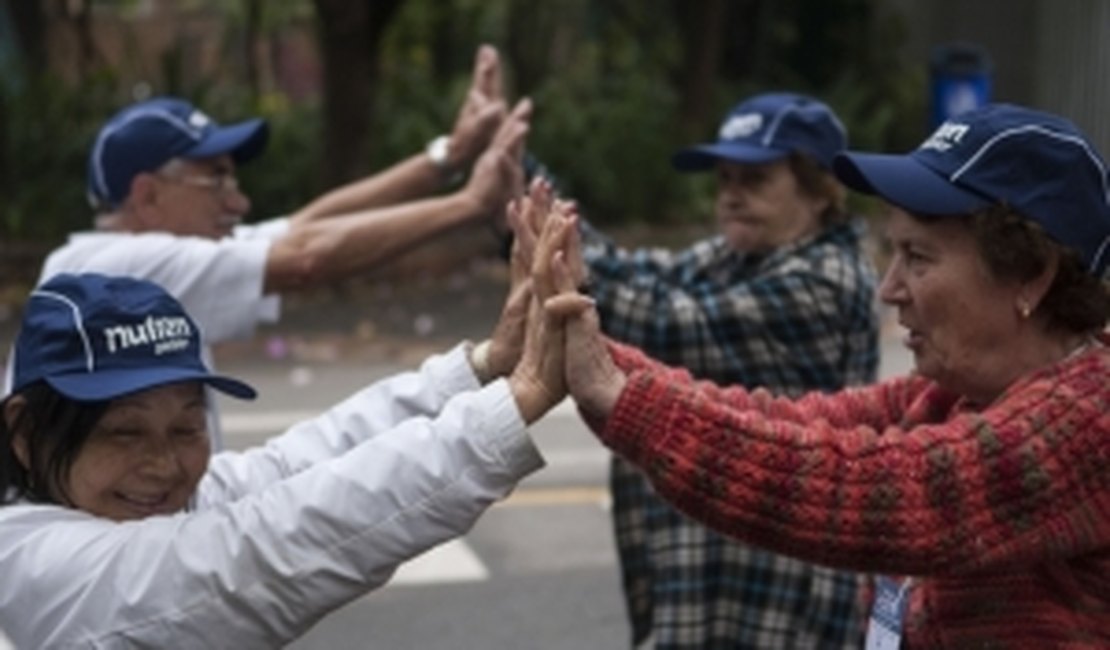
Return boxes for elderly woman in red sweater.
[528,104,1110,648]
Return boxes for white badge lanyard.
[865,576,914,650]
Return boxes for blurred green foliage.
[1,0,926,243]
[1,72,119,240]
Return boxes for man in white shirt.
[10,45,531,449]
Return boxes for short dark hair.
[788,152,849,225]
[1,382,110,506]
[964,205,1110,335]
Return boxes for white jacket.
[0,345,544,649]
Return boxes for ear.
[806,193,831,222]
[123,173,165,230]
[4,396,30,470]
[1019,249,1060,315]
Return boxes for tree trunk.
[673,0,726,138]
[3,0,48,77]
[312,0,404,188]
[68,0,99,79]
[244,0,263,101]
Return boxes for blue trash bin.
[929,43,992,128]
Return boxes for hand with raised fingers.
[553,199,589,292]
[509,177,557,275]
[464,98,532,218]
[534,210,626,420]
[479,181,548,378]
[507,207,578,423]
[446,44,508,173]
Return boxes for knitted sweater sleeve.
[597,342,1110,577]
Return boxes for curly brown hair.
[788,152,849,226]
[963,205,1110,335]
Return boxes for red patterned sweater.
[594,334,1110,649]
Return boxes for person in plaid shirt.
[579,92,880,648]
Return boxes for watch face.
[428,136,450,166]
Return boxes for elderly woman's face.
[65,382,210,521]
[879,208,1027,400]
[714,160,826,254]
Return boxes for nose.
[878,258,907,306]
[223,186,251,215]
[717,182,745,211]
[139,438,186,481]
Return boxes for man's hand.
[446,45,507,173]
[463,98,532,218]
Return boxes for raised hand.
[447,45,508,172]
[483,180,555,380]
[506,206,577,423]
[531,207,626,420]
[464,98,532,218]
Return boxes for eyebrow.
[111,389,207,410]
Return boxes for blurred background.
[1,4,1108,646]
[1,0,1109,287]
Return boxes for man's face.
[713,159,826,254]
[140,155,250,240]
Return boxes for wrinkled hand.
[505,179,589,295]
[507,177,556,275]
[531,209,626,420]
[507,210,577,423]
[484,180,554,378]
[465,98,532,217]
[447,44,507,171]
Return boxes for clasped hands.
[495,180,627,424]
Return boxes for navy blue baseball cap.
[11,273,256,402]
[87,96,269,209]
[834,103,1110,276]
[672,92,848,171]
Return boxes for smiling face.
[714,159,827,254]
[63,382,210,521]
[879,208,1037,401]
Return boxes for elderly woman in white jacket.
[0,184,566,649]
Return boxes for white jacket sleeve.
[197,344,480,505]
[0,379,543,649]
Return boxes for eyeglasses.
[158,173,241,195]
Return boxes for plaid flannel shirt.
[582,219,880,649]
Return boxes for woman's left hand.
[507,203,576,422]
[482,179,556,381]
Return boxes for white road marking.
[386,539,489,587]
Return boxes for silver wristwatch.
[425,135,451,169]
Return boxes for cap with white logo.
[87,96,269,210]
[11,273,256,401]
[834,103,1110,276]
[672,92,848,171]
